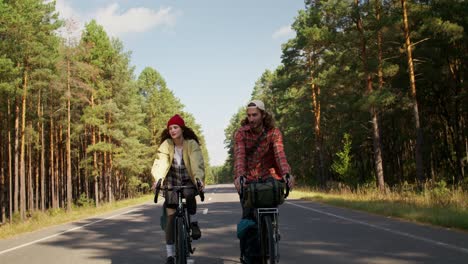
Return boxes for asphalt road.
[1,184,467,263]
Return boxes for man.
[234,99,294,194]
[233,100,295,262]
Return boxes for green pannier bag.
[243,179,285,208]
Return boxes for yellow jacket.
[151,139,205,185]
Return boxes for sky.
[55,0,305,166]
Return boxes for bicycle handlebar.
[153,178,205,203]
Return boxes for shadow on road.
[43,186,243,263]
[40,185,468,264]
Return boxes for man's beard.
[250,121,262,130]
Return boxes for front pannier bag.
[243,178,285,208]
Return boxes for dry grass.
[0,195,153,239]
[290,183,468,231]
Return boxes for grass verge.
[0,195,153,240]
[290,188,468,231]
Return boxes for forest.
[217,0,467,193]
[0,0,210,224]
[0,0,467,225]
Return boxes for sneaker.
[191,221,201,240]
[166,256,175,264]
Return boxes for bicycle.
[154,178,205,264]
[239,175,290,264]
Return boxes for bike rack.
[256,208,279,231]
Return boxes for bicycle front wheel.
[261,215,278,264]
[175,217,188,264]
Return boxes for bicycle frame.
[238,176,290,264]
[256,208,280,264]
[174,186,194,264]
[155,182,200,264]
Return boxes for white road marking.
[203,209,209,215]
[0,207,140,255]
[208,197,212,201]
[287,201,468,254]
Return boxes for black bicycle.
[240,176,290,264]
[154,178,205,264]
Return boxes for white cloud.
[272,25,295,39]
[95,3,177,36]
[54,0,85,42]
[54,1,178,38]
[55,0,77,20]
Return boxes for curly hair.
[241,109,275,131]
[159,126,200,145]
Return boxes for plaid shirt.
[234,125,291,181]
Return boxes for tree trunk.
[99,133,104,202]
[84,126,89,199]
[374,0,385,191]
[448,58,464,182]
[0,111,4,223]
[34,93,42,210]
[401,0,424,183]
[20,70,28,221]
[108,136,113,203]
[103,141,108,203]
[66,60,72,211]
[355,0,385,191]
[50,115,56,209]
[76,154,80,199]
[58,125,63,208]
[8,99,13,223]
[14,100,19,214]
[308,53,325,186]
[91,96,99,207]
[108,141,113,203]
[35,159,38,211]
[106,112,113,203]
[36,93,41,211]
[28,124,33,212]
[40,105,45,211]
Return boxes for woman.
[151,114,205,264]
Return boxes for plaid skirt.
[163,158,196,206]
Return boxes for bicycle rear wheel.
[261,215,278,264]
[175,217,188,264]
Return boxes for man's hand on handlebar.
[234,176,247,193]
[234,177,241,193]
[283,173,295,190]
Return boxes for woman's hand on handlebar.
[197,179,205,192]
[196,178,205,202]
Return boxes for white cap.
[247,100,265,111]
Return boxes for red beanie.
[167,114,185,128]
